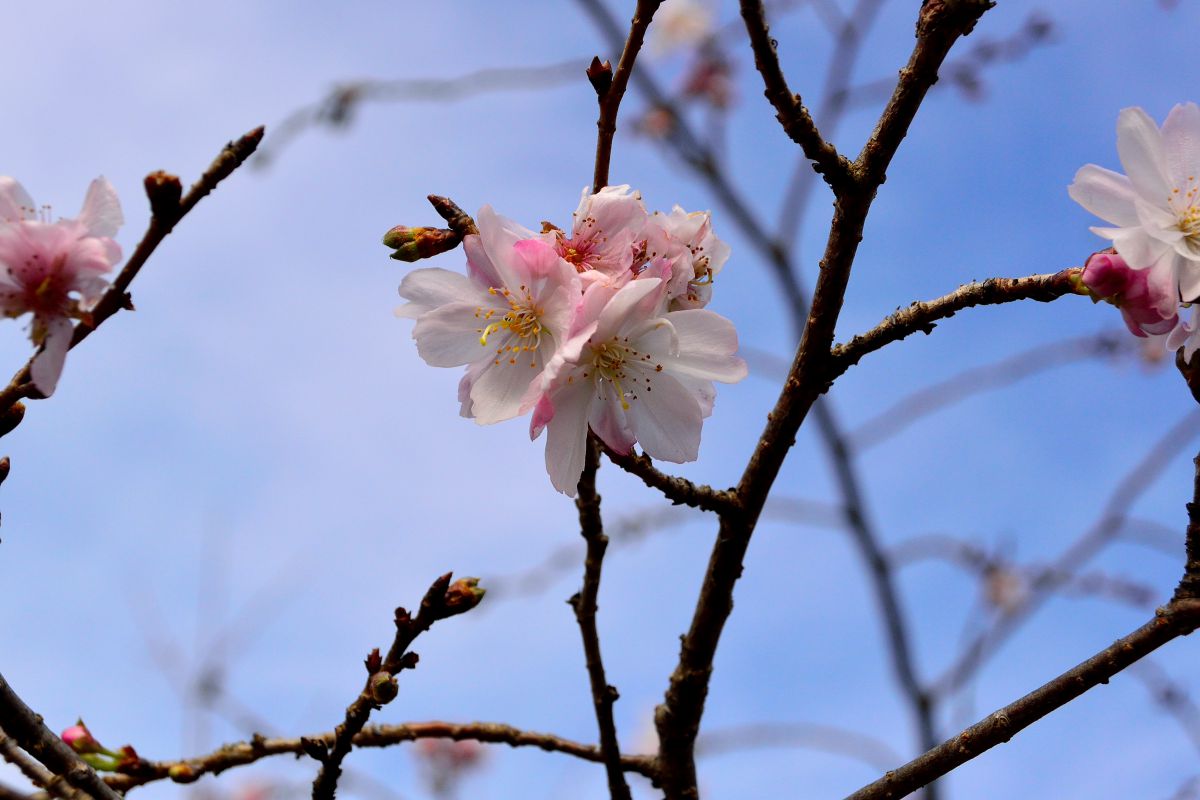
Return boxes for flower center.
[591,341,631,409]
[476,286,544,367]
[1170,177,1200,249]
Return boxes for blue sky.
[1,1,1199,798]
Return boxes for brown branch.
[0,675,122,800]
[828,269,1083,381]
[653,4,993,795]
[570,437,631,800]
[600,444,739,514]
[591,0,662,191]
[0,126,264,416]
[105,720,657,791]
[845,599,1200,800]
[739,0,852,188]
[309,573,484,799]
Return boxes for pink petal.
[30,316,72,396]
[76,177,123,238]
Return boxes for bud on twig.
[427,195,478,237]
[144,171,183,224]
[443,577,486,616]
[587,56,614,99]
[369,671,399,704]
[382,225,462,262]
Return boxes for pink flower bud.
[61,721,102,754]
[1081,252,1179,337]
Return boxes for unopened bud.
[587,56,613,98]
[369,671,398,704]
[382,225,461,262]
[168,763,198,783]
[0,402,25,438]
[144,171,183,223]
[62,721,102,754]
[444,577,486,615]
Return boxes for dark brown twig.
[0,675,122,800]
[592,0,663,191]
[828,270,1083,381]
[310,574,484,799]
[0,127,265,416]
[571,438,631,800]
[0,732,77,800]
[105,720,658,791]
[739,0,852,188]
[600,444,738,513]
[845,599,1200,800]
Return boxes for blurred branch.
[849,331,1129,450]
[309,573,485,799]
[934,409,1200,698]
[0,127,264,417]
[254,61,588,168]
[0,675,121,800]
[0,733,76,800]
[696,721,901,772]
[1130,660,1200,756]
[837,12,1056,109]
[105,721,658,791]
[571,438,631,800]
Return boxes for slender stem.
[739,0,852,187]
[600,443,739,514]
[0,733,78,800]
[572,438,632,800]
[105,720,658,791]
[592,0,663,191]
[845,599,1200,800]
[310,574,482,799]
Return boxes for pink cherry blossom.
[0,177,123,395]
[643,205,729,310]
[1068,103,1200,301]
[530,275,746,495]
[547,185,647,277]
[397,206,580,424]
[1081,251,1179,337]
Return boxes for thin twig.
[105,721,657,791]
[0,733,76,800]
[828,270,1083,381]
[0,127,265,415]
[739,0,851,187]
[845,599,1200,800]
[600,444,739,513]
[571,438,632,800]
[309,574,484,799]
[0,675,122,800]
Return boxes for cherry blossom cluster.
[0,177,123,395]
[395,186,747,494]
[1069,103,1200,360]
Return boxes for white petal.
[544,385,595,495]
[0,178,34,223]
[665,309,749,383]
[591,382,635,454]
[396,267,475,319]
[411,302,494,367]
[1109,227,1171,269]
[594,278,664,341]
[30,316,72,396]
[1067,165,1139,227]
[470,357,542,425]
[1162,103,1200,189]
[625,369,702,463]
[1117,107,1171,203]
[1176,255,1200,302]
[77,177,123,238]
[477,205,536,290]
